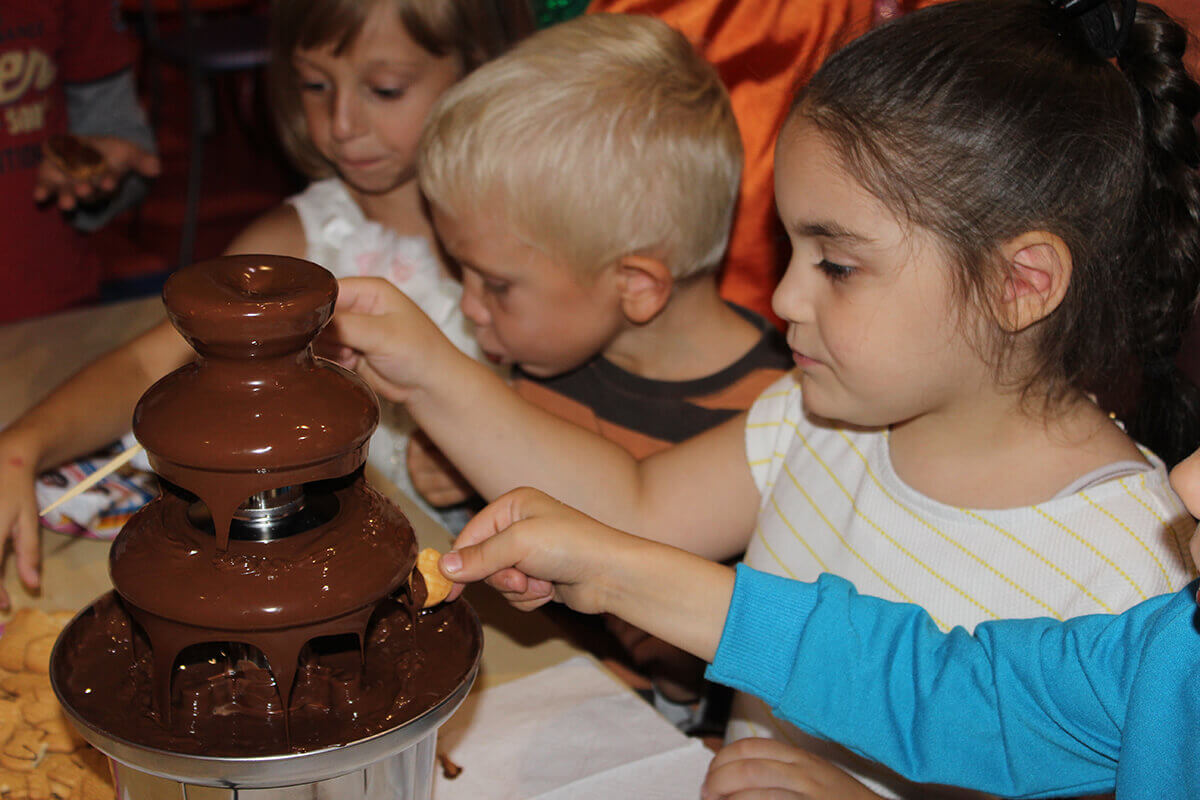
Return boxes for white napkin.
[434,656,714,800]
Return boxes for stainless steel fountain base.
[59,661,476,800]
[107,729,441,799]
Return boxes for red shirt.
[0,0,134,324]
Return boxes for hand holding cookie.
[35,134,161,212]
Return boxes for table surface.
[0,297,580,688]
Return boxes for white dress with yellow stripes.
[727,373,1196,799]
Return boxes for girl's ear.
[616,255,674,325]
[996,231,1073,333]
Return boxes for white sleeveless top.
[730,373,1196,799]
[289,178,490,518]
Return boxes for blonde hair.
[268,0,532,178]
[418,13,742,279]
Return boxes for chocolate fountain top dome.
[165,254,339,359]
[134,255,379,548]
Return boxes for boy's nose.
[460,274,491,326]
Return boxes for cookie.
[0,611,114,798]
[0,612,60,673]
[414,548,453,608]
[41,135,106,182]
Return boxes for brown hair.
[791,0,1200,464]
[268,0,532,178]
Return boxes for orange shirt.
[587,0,874,326]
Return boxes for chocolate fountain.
[50,255,481,799]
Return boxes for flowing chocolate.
[53,255,480,757]
[53,593,480,756]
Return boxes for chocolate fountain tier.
[134,355,377,475]
[137,253,378,475]
[109,478,416,631]
[134,254,381,552]
[52,593,482,761]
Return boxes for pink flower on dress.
[387,254,416,285]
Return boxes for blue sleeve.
[706,565,1187,798]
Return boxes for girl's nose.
[771,258,816,325]
[460,273,491,327]
[330,89,366,142]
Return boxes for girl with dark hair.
[327,0,1200,796]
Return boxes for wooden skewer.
[39,443,145,516]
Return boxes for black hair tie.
[1048,0,1138,59]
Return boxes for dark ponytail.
[792,0,1200,465]
[1119,3,1200,466]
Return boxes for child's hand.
[34,135,160,212]
[328,277,461,403]
[703,739,882,800]
[439,487,622,614]
[0,436,43,609]
[441,488,736,662]
[407,430,475,507]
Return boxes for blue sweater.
[707,565,1200,799]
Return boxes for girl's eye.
[299,80,328,94]
[372,87,406,100]
[483,278,510,296]
[818,258,854,282]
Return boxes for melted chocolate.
[54,593,480,756]
[52,256,480,757]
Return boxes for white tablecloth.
[434,656,714,799]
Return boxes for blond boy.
[406,14,792,720]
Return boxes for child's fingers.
[350,358,409,404]
[450,487,551,553]
[440,527,528,584]
[335,277,408,316]
[443,569,550,604]
[703,739,871,800]
[11,498,40,592]
[702,757,806,800]
[134,150,162,178]
[707,739,805,773]
[700,738,806,800]
[326,310,395,359]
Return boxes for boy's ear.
[995,231,1073,333]
[615,255,673,325]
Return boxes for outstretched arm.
[442,486,736,661]
[707,567,1183,798]
[444,488,1184,799]
[332,277,760,560]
